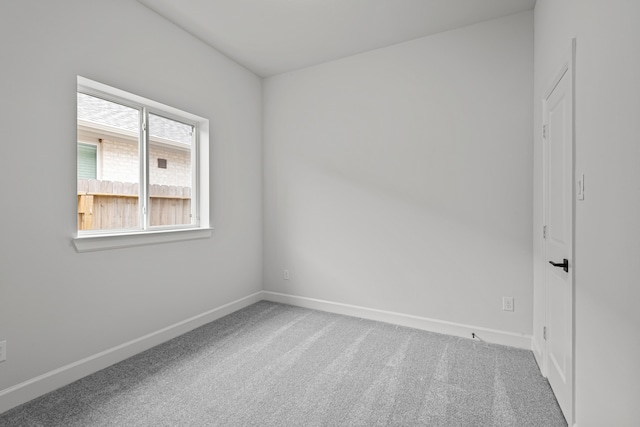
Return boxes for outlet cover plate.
[503,297,514,312]
[0,340,6,362]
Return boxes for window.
[77,143,98,179]
[74,77,211,252]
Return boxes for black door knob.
[549,258,569,273]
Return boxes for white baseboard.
[262,291,532,350]
[0,291,263,415]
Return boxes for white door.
[543,62,573,424]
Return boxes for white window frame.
[73,76,211,252]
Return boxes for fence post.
[78,194,94,230]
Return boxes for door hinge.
[143,121,147,132]
[543,326,547,341]
[542,124,547,139]
[543,225,547,239]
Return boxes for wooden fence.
[78,179,191,230]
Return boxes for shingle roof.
[77,93,192,145]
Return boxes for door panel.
[544,64,573,424]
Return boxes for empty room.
[0,0,638,426]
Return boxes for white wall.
[0,0,262,409]
[534,0,640,424]
[99,139,141,183]
[264,12,533,336]
[574,2,640,423]
[148,146,191,187]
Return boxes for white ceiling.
[138,0,536,77]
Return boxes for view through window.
[77,89,196,233]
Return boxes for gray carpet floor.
[0,301,567,426]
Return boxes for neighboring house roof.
[77,93,192,145]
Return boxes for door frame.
[540,39,576,426]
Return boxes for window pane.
[77,93,140,231]
[148,113,194,227]
[77,143,97,179]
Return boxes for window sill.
[73,227,213,253]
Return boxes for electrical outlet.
[0,340,6,362]
[503,297,514,312]
[283,269,290,280]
